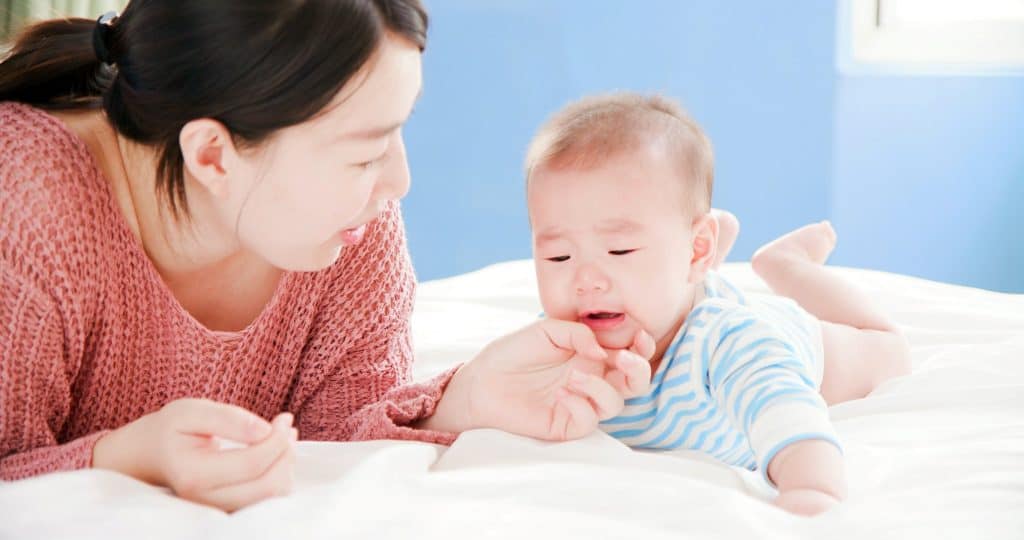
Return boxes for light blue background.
[401,1,1024,292]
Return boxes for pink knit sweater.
[0,102,459,481]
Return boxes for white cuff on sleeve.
[748,401,842,487]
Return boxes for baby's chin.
[594,329,636,351]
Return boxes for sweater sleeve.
[0,266,108,480]
[294,318,460,445]
[287,202,460,445]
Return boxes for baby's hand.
[773,488,840,516]
[767,439,846,517]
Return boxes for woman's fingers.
[620,329,655,397]
[539,320,607,361]
[600,329,655,398]
[551,389,598,441]
[609,352,653,398]
[602,368,631,398]
[182,414,295,492]
[167,398,273,444]
[566,370,624,421]
[495,320,656,443]
[629,329,656,360]
[200,430,298,513]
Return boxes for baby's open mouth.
[581,311,626,330]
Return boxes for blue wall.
[403,1,1024,292]
[830,76,1024,292]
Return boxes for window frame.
[840,0,1024,75]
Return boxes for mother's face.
[225,32,423,272]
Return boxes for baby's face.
[529,144,702,359]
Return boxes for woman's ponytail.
[0,15,116,109]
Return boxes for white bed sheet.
[2,261,1022,539]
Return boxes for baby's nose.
[574,266,610,294]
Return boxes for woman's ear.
[179,119,237,200]
[688,212,719,284]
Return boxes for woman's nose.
[377,133,411,201]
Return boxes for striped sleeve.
[703,304,842,485]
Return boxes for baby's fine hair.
[524,92,714,215]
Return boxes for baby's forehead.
[529,149,689,205]
[530,180,690,243]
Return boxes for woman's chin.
[265,245,342,273]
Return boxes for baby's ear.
[688,212,718,283]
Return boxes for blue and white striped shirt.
[599,271,841,482]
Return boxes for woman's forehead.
[314,34,423,137]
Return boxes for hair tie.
[92,11,118,65]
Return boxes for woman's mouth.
[338,224,367,246]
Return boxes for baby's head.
[525,93,717,358]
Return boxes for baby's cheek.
[535,279,569,317]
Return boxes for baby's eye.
[609,249,636,256]
[546,255,570,262]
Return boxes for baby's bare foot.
[754,220,836,266]
[712,209,740,269]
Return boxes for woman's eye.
[355,152,387,169]
[546,255,570,262]
[609,249,636,256]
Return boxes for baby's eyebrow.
[535,228,564,245]
[535,219,643,245]
[595,219,643,235]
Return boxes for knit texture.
[0,102,459,481]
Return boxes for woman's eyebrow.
[338,89,423,141]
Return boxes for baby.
[524,93,911,515]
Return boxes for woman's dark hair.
[0,0,428,216]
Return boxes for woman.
[0,0,652,511]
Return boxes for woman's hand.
[92,398,297,512]
[424,319,654,441]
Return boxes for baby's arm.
[705,304,845,516]
[768,439,847,516]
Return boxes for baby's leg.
[817,321,910,404]
[711,209,739,269]
[751,221,911,404]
